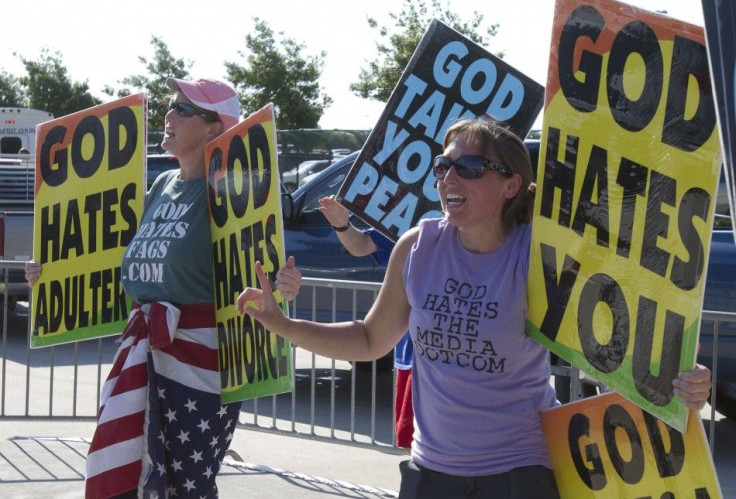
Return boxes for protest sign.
[526,0,721,432]
[541,391,721,498]
[337,19,544,241]
[205,103,293,403]
[31,94,146,347]
[702,0,736,242]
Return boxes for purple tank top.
[403,218,556,476]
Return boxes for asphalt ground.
[0,404,733,498]
[0,418,406,498]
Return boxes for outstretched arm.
[237,229,417,361]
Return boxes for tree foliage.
[225,18,332,129]
[0,49,100,116]
[118,36,193,130]
[0,71,25,107]
[350,0,500,102]
[19,49,100,115]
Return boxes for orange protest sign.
[541,392,721,498]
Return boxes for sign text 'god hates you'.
[527,0,721,432]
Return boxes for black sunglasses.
[433,155,512,180]
[168,99,219,122]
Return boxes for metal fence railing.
[240,277,394,447]
[0,264,730,453]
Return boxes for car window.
[302,167,350,213]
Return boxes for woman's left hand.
[238,260,289,333]
[275,255,302,301]
[672,363,712,410]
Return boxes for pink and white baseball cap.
[166,77,240,130]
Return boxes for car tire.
[354,351,394,373]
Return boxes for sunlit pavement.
[0,403,731,498]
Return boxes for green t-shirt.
[121,169,214,305]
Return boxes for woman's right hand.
[25,260,42,286]
[318,195,350,227]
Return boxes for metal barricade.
[238,277,396,448]
[0,259,109,419]
[0,263,732,453]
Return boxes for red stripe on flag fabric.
[109,362,148,397]
[159,338,219,371]
[85,460,141,499]
[88,411,145,453]
[176,303,215,328]
[105,342,133,381]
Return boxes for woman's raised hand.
[237,261,288,333]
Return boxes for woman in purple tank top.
[237,118,712,498]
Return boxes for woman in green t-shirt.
[26,78,302,498]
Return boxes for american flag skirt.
[85,302,241,498]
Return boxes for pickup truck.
[0,210,34,300]
[0,108,53,303]
[699,225,736,419]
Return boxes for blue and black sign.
[337,19,544,241]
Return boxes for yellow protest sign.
[541,392,722,498]
[526,0,721,432]
[205,103,293,403]
[31,94,146,347]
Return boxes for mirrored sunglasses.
[433,155,512,180]
[168,99,219,122]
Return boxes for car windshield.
[302,167,350,213]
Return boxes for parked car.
[282,153,383,282]
[700,224,736,419]
[331,148,353,158]
[281,159,331,193]
[146,154,180,188]
[282,152,394,370]
[525,138,540,175]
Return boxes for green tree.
[225,18,332,129]
[118,36,192,130]
[0,70,25,107]
[351,0,500,102]
[18,49,100,116]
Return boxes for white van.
[0,108,53,154]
